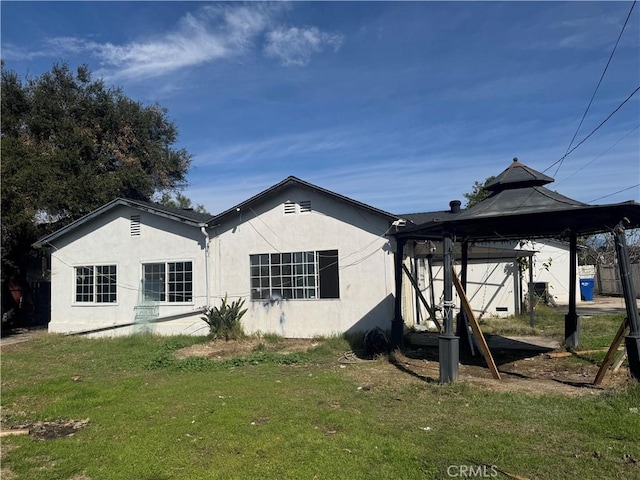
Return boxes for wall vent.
[299,200,312,213]
[284,201,296,215]
[130,215,141,236]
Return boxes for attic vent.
[299,200,312,213]
[130,215,141,236]
[284,201,296,215]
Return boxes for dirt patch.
[173,337,633,397]
[173,337,321,360]
[1,418,90,440]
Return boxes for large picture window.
[75,265,117,303]
[250,250,339,300]
[142,261,193,302]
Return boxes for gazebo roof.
[398,159,640,241]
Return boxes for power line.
[556,0,637,177]
[544,85,640,173]
[589,184,640,203]
[556,124,640,186]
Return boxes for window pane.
[168,261,192,302]
[75,266,94,302]
[96,265,117,303]
[318,250,340,299]
[143,263,165,302]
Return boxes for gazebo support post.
[564,233,580,348]
[613,223,640,380]
[439,233,459,383]
[457,239,473,354]
[427,253,436,322]
[391,238,406,350]
[529,253,535,327]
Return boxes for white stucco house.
[35,176,578,338]
[35,177,401,337]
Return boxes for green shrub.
[201,294,247,341]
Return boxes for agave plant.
[201,294,247,341]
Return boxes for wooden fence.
[595,264,640,298]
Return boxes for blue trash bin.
[580,278,595,301]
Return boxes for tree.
[156,192,209,214]
[463,176,496,208]
[1,63,193,275]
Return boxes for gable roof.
[34,176,401,248]
[214,175,400,224]
[33,198,213,247]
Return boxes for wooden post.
[593,318,629,385]
[453,269,501,380]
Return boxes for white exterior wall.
[48,205,208,336]
[211,186,396,338]
[409,239,576,324]
[517,239,578,306]
[411,258,519,324]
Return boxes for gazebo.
[393,159,640,383]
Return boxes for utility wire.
[544,85,640,173]
[589,184,640,203]
[556,124,640,185]
[555,0,637,177]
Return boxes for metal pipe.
[391,237,406,349]
[201,226,211,308]
[613,221,640,380]
[439,233,459,383]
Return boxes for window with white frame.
[250,250,339,300]
[75,265,117,303]
[142,261,193,302]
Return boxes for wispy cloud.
[4,4,344,82]
[264,26,343,66]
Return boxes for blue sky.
[2,1,639,215]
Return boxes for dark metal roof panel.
[397,201,640,241]
[400,210,464,225]
[128,198,212,223]
[485,159,554,191]
[457,186,587,219]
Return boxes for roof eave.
[33,198,210,248]
[214,176,400,225]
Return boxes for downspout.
[200,225,211,308]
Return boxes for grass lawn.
[1,312,639,480]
